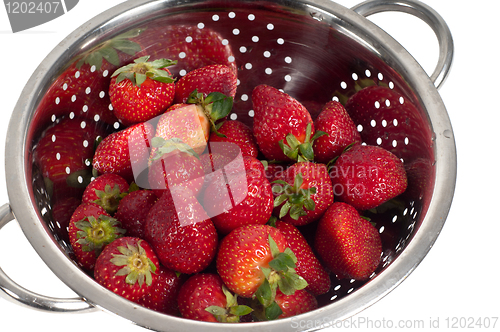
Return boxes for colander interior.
[26,0,436,316]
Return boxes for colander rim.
[4,0,456,330]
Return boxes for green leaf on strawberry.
[205,285,253,323]
[75,215,126,254]
[186,89,233,137]
[264,301,283,321]
[112,55,177,87]
[93,184,129,214]
[75,28,145,70]
[150,137,200,161]
[253,235,307,312]
[272,173,317,220]
[111,241,158,287]
[279,123,327,162]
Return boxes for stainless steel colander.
[0,0,455,331]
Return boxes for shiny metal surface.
[0,204,96,313]
[1,0,456,330]
[352,0,454,89]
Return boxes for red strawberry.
[202,156,274,235]
[68,202,126,270]
[147,138,205,198]
[263,162,288,183]
[153,91,234,155]
[216,224,308,317]
[402,157,434,203]
[313,101,362,164]
[198,147,239,196]
[174,64,237,104]
[33,118,107,201]
[208,120,259,158]
[329,144,407,211]
[144,188,218,274]
[314,202,382,280]
[272,161,333,226]
[35,29,143,126]
[109,56,176,126]
[153,103,209,156]
[177,273,252,322]
[137,25,237,77]
[94,237,160,303]
[92,122,154,183]
[199,151,235,175]
[252,85,314,161]
[344,85,434,162]
[272,289,318,319]
[82,173,130,214]
[137,266,185,315]
[274,220,330,296]
[51,196,81,244]
[114,189,158,239]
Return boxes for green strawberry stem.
[186,89,233,137]
[205,285,253,323]
[272,173,317,220]
[93,184,128,214]
[150,137,200,161]
[279,122,327,162]
[111,241,157,287]
[75,28,145,71]
[112,55,177,87]
[253,235,307,320]
[75,215,125,254]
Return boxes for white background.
[0,0,498,331]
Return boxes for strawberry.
[344,85,434,162]
[174,64,237,104]
[252,85,315,161]
[208,120,259,158]
[153,103,208,155]
[144,188,218,274]
[35,29,144,126]
[314,202,382,280]
[114,189,158,239]
[136,25,237,77]
[68,202,126,270]
[51,196,81,244]
[313,101,362,164]
[33,118,106,201]
[329,144,407,211]
[92,122,154,183]
[253,289,318,320]
[202,156,274,235]
[153,91,234,155]
[178,273,253,323]
[216,224,308,320]
[82,173,130,214]
[262,161,288,183]
[272,161,333,226]
[137,266,185,315]
[109,56,176,126]
[274,220,331,296]
[198,141,244,197]
[147,138,205,198]
[199,151,235,175]
[402,157,433,202]
[94,237,160,303]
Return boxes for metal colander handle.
[0,204,96,313]
[352,0,454,90]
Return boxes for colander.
[0,0,456,331]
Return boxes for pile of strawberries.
[35,28,409,323]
